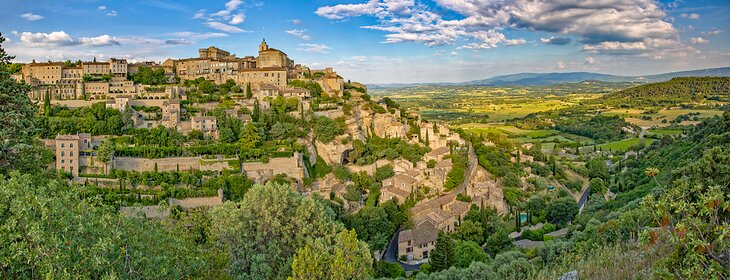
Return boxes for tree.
[374,261,405,278]
[586,157,609,179]
[452,220,484,245]
[546,197,579,224]
[344,206,394,251]
[0,33,51,175]
[452,240,490,268]
[374,164,394,181]
[414,261,496,280]
[589,177,606,195]
[485,229,513,257]
[246,82,253,98]
[502,172,521,188]
[0,173,211,278]
[315,116,345,143]
[210,183,345,279]
[197,80,216,94]
[252,99,261,122]
[238,123,261,150]
[290,229,372,280]
[429,232,454,272]
[96,139,115,174]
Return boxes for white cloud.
[681,13,700,20]
[286,29,312,40]
[225,0,244,11]
[20,13,43,21]
[195,0,255,32]
[702,29,722,36]
[97,5,107,11]
[204,22,246,33]
[690,37,708,44]
[316,0,683,55]
[229,13,245,24]
[166,32,228,40]
[80,35,121,46]
[107,10,118,16]
[585,56,595,64]
[557,61,566,69]
[18,31,119,47]
[297,43,331,53]
[193,9,207,19]
[291,19,302,25]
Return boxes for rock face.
[467,165,507,214]
[315,139,351,166]
[558,270,579,280]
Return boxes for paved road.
[578,185,590,213]
[455,143,477,195]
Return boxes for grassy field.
[603,109,725,127]
[599,138,656,152]
[648,129,683,136]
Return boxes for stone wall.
[242,154,303,183]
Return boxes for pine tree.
[429,232,454,272]
[246,82,252,99]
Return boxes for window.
[61,151,65,156]
[70,143,73,148]
[70,152,73,157]
[61,160,65,164]
[61,143,65,148]
[70,160,73,164]
[423,251,429,259]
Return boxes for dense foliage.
[596,77,730,107]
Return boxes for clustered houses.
[14,39,344,102]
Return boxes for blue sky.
[1,0,729,84]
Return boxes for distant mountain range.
[370,66,730,89]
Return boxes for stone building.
[398,219,439,261]
[54,134,93,177]
[191,116,219,139]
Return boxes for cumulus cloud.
[97,6,107,11]
[20,13,43,21]
[297,43,331,53]
[316,0,685,56]
[585,56,596,64]
[204,22,246,33]
[540,37,571,45]
[690,37,708,44]
[107,10,118,16]
[18,31,120,47]
[286,29,312,40]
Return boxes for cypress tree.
[246,82,252,98]
[429,232,454,272]
[253,99,261,122]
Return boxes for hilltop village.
[12,39,511,262]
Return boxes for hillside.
[595,76,730,107]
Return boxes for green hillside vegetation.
[595,76,730,107]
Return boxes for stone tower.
[259,38,269,52]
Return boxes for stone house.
[398,219,439,261]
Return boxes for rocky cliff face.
[467,165,507,214]
[315,139,351,166]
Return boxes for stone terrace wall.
[112,157,201,172]
[242,155,303,183]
